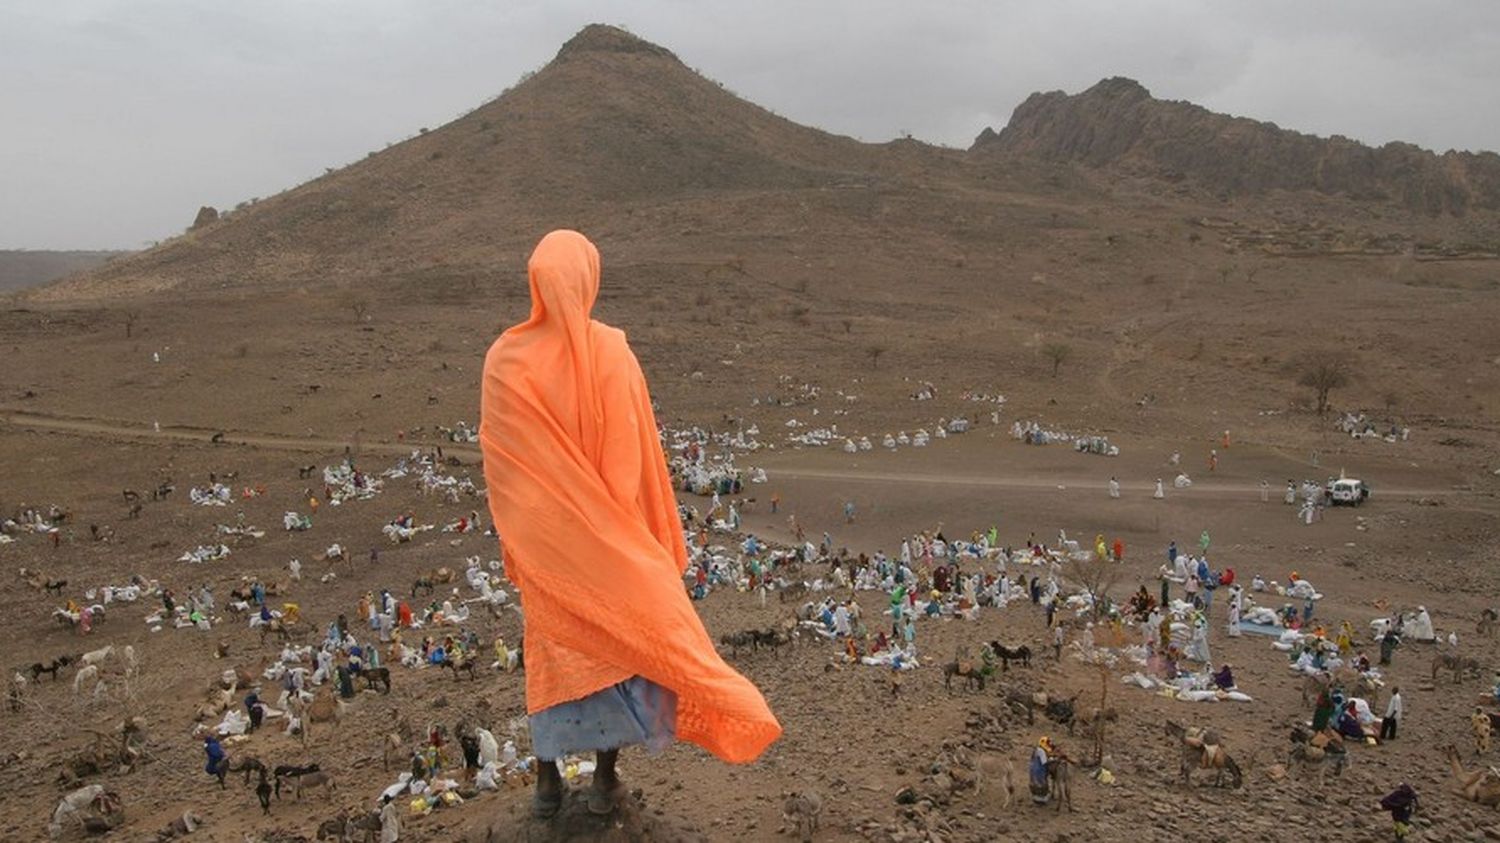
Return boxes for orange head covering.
[480,230,780,763]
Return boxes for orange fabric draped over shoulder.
[480,230,781,764]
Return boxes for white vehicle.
[1327,478,1371,506]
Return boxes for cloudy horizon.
[4,1,1498,250]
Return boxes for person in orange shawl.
[480,230,781,818]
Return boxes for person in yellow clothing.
[1336,620,1354,655]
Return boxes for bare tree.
[866,344,886,369]
[1298,355,1353,415]
[1064,552,1123,623]
[340,292,370,324]
[1042,342,1072,378]
[1090,661,1112,767]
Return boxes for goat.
[255,769,272,814]
[780,791,823,842]
[44,578,68,596]
[79,645,114,669]
[72,664,99,694]
[28,655,74,681]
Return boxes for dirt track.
[3,409,1465,499]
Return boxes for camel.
[1443,744,1500,806]
[307,689,344,725]
[1166,721,1243,789]
[283,692,312,746]
[194,685,235,722]
[232,658,269,689]
[1351,672,1384,710]
[381,732,403,771]
[58,726,141,786]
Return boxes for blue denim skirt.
[530,676,677,760]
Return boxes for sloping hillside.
[29,25,939,300]
[974,77,1500,217]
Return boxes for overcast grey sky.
[4,1,1498,250]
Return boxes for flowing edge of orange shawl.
[479,232,780,764]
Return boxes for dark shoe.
[587,781,625,815]
[532,789,562,819]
